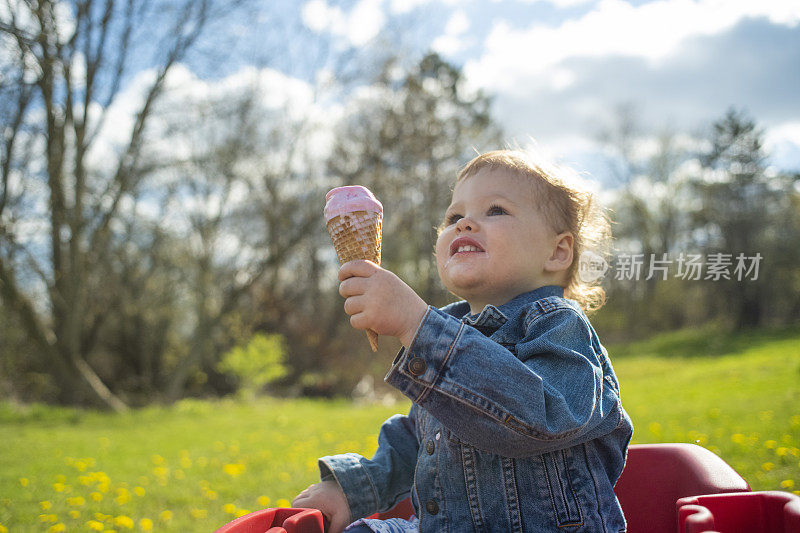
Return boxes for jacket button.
[408,357,427,376]
[426,440,435,454]
[425,499,439,515]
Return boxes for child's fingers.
[338,259,378,281]
[338,276,368,298]
[349,310,370,331]
[343,295,365,316]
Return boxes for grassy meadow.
[1,326,799,531]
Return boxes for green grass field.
[1,326,799,532]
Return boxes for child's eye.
[445,213,462,225]
[487,205,508,216]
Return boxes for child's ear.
[544,232,573,272]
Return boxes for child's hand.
[292,480,351,533]
[339,260,428,347]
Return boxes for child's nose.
[456,217,475,233]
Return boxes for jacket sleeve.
[318,405,419,522]
[385,305,623,457]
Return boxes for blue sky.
[64,0,800,185]
[292,0,800,178]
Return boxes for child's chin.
[443,271,484,296]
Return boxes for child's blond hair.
[456,150,611,313]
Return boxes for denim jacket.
[319,286,633,532]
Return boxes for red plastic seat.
[214,507,325,533]
[215,443,753,532]
[677,491,800,533]
[615,443,750,533]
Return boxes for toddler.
[293,150,633,532]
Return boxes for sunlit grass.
[0,399,398,531]
[611,325,800,493]
[0,325,798,531]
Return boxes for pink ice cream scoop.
[324,186,383,222]
[324,185,383,352]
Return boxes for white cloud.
[301,0,386,46]
[432,9,471,55]
[301,0,335,32]
[766,121,800,147]
[390,0,462,11]
[765,121,800,171]
[519,0,594,7]
[466,0,800,95]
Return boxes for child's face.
[435,167,567,313]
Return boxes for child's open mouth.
[449,237,485,257]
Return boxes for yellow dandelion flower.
[777,447,789,457]
[731,433,746,444]
[158,510,172,522]
[53,482,67,492]
[276,499,291,508]
[0,524,7,533]
[205,489,218,500]
[69,510,80,519]
[67,496,86,506]
[49,523,66,532]
[258,496,271,507]
[762,462,775,471]
[139,518,153,531]
[190,508,208,519]
[223,463,245,477]
[94,512,110,521]
[765,440,777,449]
[235,509,250,518]
[79,475,94,486]
[116,487,131,505]
[39,514,57,523]
[40,501,52,510]
[134,486,145,497]
[113,515,134,529]
[75,460,88,472]
[223,503,237,514]
[180,456,192,469]
[19,477,30,487]
[90,491,103,502]
[87,520,105,531]
[781,479,795,489]
[151,454,165,466]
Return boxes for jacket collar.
[450,285,565,329]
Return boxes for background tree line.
[1,1,798,409]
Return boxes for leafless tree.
[0,0,244,410]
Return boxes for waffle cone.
[326,210,383,351]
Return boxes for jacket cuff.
[385,306,463,402]
[318,453,378,521]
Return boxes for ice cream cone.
[324,187,384,351]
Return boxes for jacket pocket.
[541,449,583,527]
